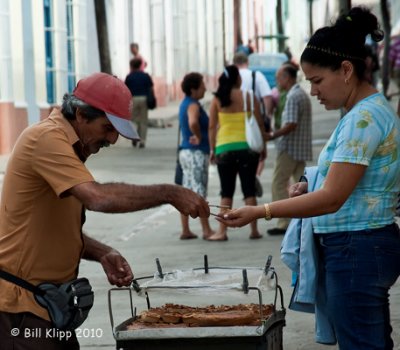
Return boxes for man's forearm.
[82,234,114,261]
[70,181,209,218]
[97,183,174,212]
[72,182,176,213]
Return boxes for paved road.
[0,94,399,349]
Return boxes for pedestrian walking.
[130,42,147,71]
[233,52,274,197]
[216,7,400,349]
[267,63,312,235]
[178,72,215,240]
[125,58,155,148]
[208,65,265,241]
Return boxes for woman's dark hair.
[300,7,384,80]
[61,93,106,121]
[181,72,203,96]
[214,65,240,107]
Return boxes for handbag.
[174,158,183,185]
[243,90,264,153]
[0,269,94,330]
[252,71,271,132]
[147,88,157,110]
[174,122,183,185]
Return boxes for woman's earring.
[345,78,349,84]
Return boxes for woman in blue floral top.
[217,7,400,350]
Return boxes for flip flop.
[180,233,198,240]
[249,234,263,239]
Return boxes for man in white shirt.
[233,52,274,129]
[234,52,274,197]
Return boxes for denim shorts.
[316,224,400,350]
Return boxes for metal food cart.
[108,255,286,350]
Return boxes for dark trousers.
[0,311,79,350]
[216,149,259,198]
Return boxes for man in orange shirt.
[0,73,209,349]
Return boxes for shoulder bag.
[252,70,271,132]
[174,122,183,185]
[243,90,264,153]
[0,269,94,330]
[147,88,157,110]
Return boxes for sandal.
[180,233,198,240]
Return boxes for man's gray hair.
[61,93,105,121]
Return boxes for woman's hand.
[189,135,200,145]
[289,182,308,197]
[259,146,267,161]
[215,205,262,227]
[209,150,216,165]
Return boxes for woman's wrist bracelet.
[263,203,272,221]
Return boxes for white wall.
[0,0,13,102]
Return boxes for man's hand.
[99,250,133,287]
[171,186,210,218]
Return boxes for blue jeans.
[316,224,400,350]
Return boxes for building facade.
[0,0,397,154]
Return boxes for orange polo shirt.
[0,109,94,321]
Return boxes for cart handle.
[108,287,135,333]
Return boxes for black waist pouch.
[0,270,94,330]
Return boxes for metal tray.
[108,255,286,350]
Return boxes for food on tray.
[140,311,161,323]
[182,310,255,326]
[127,303,274,329]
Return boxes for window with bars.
[44,0,55,104]
[66,0,76,92]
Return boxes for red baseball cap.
[73,72,140,141]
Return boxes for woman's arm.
[208,98,219,162]
[187,103,201,144]
[216,162,367,227]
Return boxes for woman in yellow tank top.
[207,65,266,241]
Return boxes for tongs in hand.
[209,204,231,217]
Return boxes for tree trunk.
[380,0,391,97]
[338,0,351,15]
[94,0,112,74]
[308,0,313,37]
[276,0,284,52]
[234,0,242,49]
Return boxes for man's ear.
[75,108,85,124]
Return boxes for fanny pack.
[0,269,94,330]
